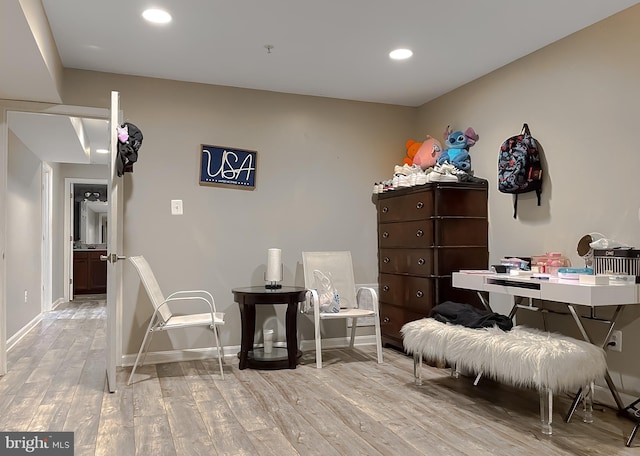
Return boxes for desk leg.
[238,303,256,370]
[476,291,491,311]
[285,300,299,369]
[566,304,625,412]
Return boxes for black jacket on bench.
[429,301,513,331]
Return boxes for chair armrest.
[356,286,379,312]
[302,289,319,313]
[160,291,219,323]
[165,290,218,312]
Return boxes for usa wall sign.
[199,144,257,190]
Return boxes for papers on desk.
[509,269,533,277]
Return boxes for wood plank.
[63,387,104,448]
[134,415,177,456]
[164,395,209,439]
[246,427,300,456]
[213,370,273,433]
[233,368,344,455]
[261,368,386,455]
[156,362,192,397]
[132,365,166,417]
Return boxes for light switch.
[171,199,183,215]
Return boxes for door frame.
[41,163,53,312]
[0,100,116,376]
[64,178,108,301]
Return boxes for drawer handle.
[383,285,390,292]
[416,229,424,237]
[382,232,389,238]
[416,290,424,298]
[416,201,424,209]
[383,317,390,324]
[417,258,425,265]
[383,257,390,263]
[382,206,389,213]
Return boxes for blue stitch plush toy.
[436,126,479,171]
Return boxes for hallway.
[0,296,107,453]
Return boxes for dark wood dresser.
[375,182,489,349]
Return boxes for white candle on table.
[266,248,282,282]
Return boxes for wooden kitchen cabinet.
[375,182,488,349]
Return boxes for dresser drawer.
[379,221,433,248]
[379,248,433,275]
[436,218,488,246]
[434,186,488,217]
[434,246,489,275]
[380,302,428,344]
[377,191,433,223]
[379,273,434,313]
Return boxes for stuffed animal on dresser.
[403,139,422,166]
[436,126,479,171]
[412,135,442,170]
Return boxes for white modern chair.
[128,256,225,385]
[302,251,383,368]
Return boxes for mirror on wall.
[74,184,108,247]
[80,200,108,244]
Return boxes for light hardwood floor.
[1,296,638,455]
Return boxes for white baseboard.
[593,377,640,410]
[121,346,234,367]
[51,298,65,310]
[120,335,377,367]
[299,334,378,350]
[7,313,43,352]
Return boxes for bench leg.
[413,352,423,386]
[565,381,595,424]
[540,387,553,435]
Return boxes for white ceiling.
[2,0,639,164]
[8,112,109,165]
[40,0,640,107]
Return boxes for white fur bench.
[402,318,607,435]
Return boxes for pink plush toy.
[412,135,442,170]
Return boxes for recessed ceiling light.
[142,8,172,24]
[96,149,109,154]
[389,48,413,60]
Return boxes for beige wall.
[60,70,416,355]
[7,130,41,337]
[417,5,640,395]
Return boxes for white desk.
[453,271,640,441]
[453,272,640,308]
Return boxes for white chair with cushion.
[128,255,225,385]
[302,251,383,368]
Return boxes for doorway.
[65,179,109,300]
[0,101,116,377]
